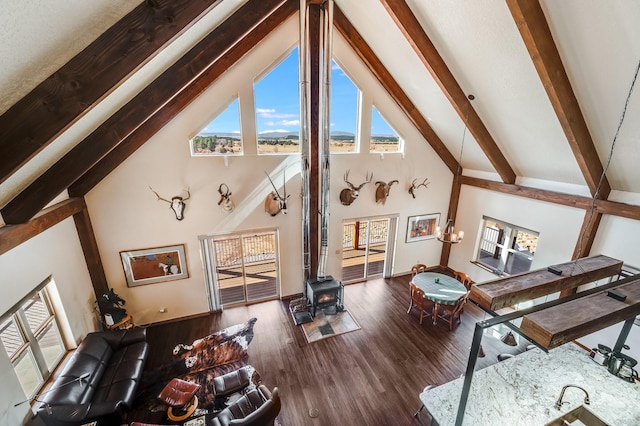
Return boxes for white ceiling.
[2,0,640,203]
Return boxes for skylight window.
[190,97,242,156]
[254,48,300,155]
[370,105,401,153]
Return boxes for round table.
[411,272,468,325]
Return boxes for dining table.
[410,272,468,325]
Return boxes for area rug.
[130,317,258,419]
[301,309,360,343]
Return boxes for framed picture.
[120,244,188,287]
[406,213,440,243]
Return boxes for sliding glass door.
[201,229,280,308]
[342,216,396,283]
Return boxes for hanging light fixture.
[436,94,474,244]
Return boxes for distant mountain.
[197,130,395,141]
[197,132,241,139]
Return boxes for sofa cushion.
[36,328,148,426]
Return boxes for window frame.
[0,277,66,399]
[475,216,539,276]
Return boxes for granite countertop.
[420,343,640,426]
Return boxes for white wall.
[448,184,586,284]
[84,16,458,325]
[0,218,97,424]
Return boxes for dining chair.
[411,263,428,277]
[436,292,469,330]
[454,271,472,291]
[408,283,435,325]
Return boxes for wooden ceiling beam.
[461,175,640,221]
[0,0,224,185]
[1,0,294,224]
[0,198,84,256]
[506,0,610,199]
[333,6,459,175]
[380,0,516,184]
[70,0,297,196]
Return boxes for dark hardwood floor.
[143,274,531,426]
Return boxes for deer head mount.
[217,183,234,214]
[339,170,373,206]
[149,187,191,220]
[375,180,399,205]
[408,178,430,199]
[264,171,290,216]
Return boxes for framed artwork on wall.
[120,244,188,287]
[406,213,440,243]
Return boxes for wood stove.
[306,276,344,317]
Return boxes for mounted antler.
[150,186,190,220]
[217,183,234,213]
[339,170,373,206]
[264,171,290,216]
[408,178,430,199]
[375,180,399,205]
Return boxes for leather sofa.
[35,327,149,426]
[211,385,281,426]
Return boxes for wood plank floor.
[143,274,532,426]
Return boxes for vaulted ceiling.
[1,0,639,229]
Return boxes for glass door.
[209,230,280,306]
[342,217,393,283]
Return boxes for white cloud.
[257,108,297,119]
[260,129,292,134]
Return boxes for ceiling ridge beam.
[506,0,610,199]
[1,0,294,224]
[380,0,516,184]
[70,0,298,196]
[333,6,459,175]
[0,0,225,185]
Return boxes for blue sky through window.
[198,47,398,138]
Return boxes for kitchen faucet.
[554,384,590,410]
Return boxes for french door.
[200,229,280,309]
[342,216,397,283]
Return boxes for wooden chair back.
[454,271,472,291]
[409,283,434,325]
[437,292,469,330]
[411,263,428,277]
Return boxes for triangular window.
[370,105,401,153]
[330,61,358,153]
[255,48,300,155]
[190,97,242,156]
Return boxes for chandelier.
[436,219,464,243]
[437,94,474,244]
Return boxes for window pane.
[0,317,25,358]
[504,251,534,275]
[330,61,357,153]
[478,243,503,271]
[37,322,65,371]
[255,48,300,154]
[22,292,50,334]
[476,217,539,276]
[191,98,243,156]
[370,106,400,153]
[14,349,42,397]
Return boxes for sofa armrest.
[91,327,147,350]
